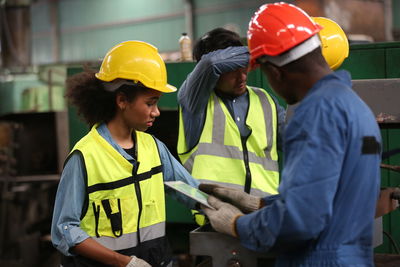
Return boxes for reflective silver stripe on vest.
[139,220,165,242]
[197,179,272,197]
[184,91,278,173]
[93,221,165,250]
[252,87,274,160]
[191,142,279,171]
[212,93,226,144]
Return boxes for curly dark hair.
[65,69,147,127]
[193,27,243,62]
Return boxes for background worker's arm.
[177,46,249,149]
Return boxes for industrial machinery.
[0,111,68,267]
[190,225,275,267]
[0,71,69,267]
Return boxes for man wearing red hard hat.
[200,2,381,266]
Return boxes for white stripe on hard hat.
[258,35,321,67]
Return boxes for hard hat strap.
[102,79,141,92]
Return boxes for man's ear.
[269,64,284,82]
[261,62,283,82]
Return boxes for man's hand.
[201,196,243,237]
[199,183,263,213]
[126,256,151,267]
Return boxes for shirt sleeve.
[177,46,250,150]
[236,100,346,252]
[51,153,90,256]
[156,138,199,209]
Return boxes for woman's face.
[122,88,162,131]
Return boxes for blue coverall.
[236,70,381,266]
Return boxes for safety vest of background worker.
[64,127,168,265]
[178,85,279,197]
[177,29,283,225]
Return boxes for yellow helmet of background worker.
[312,17,349,70]
[95,40,177,93]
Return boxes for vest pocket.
[140,199,162,226]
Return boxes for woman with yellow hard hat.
[51,41,199,267]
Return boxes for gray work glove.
[126,256,151,267]
[199,183,263,213]
[201,195,243,237]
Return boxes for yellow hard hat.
[312,17,349,70]
[95,40,176,93]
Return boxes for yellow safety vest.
[71,126,166,252]
[178,86,279,197]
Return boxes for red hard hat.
[247,2,323,68]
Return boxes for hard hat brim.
[161,84,177,93]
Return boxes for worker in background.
[51,41,199,267]
[177,28,286,223]
[200,3,381,266]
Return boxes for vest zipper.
[133,161,143,244]
[241,136,252,193]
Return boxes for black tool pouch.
[101,199,123,237]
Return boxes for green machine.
[67,41,400,254]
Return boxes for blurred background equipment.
[179,32,193,61]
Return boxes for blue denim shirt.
[51,123,199,256]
